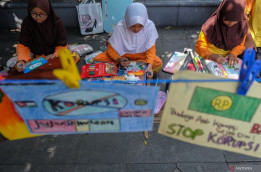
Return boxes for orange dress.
[196,31,247,59]
[94,43,163,72]
[17,43,68,62]
[245,0,255,15]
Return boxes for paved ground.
[0,27,261,172]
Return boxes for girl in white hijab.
[94,2,162,78]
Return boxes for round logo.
[211,96,232,111]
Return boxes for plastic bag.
[76,0,104,35]
[6,56,17,68]
[84,50,102,64]
[69,44,93,56]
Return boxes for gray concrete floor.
[1,27,261,172]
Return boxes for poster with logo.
[1,80,158,138]
[158,71,261,158]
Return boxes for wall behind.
[0,0,220,29]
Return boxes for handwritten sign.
[158,71,261,158]
[1,80,158,135]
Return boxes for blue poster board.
[102,0,133,33]
[1,80,158,134]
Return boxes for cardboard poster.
[158,71,261,158]
[1,80,158,136]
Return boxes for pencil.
[199,57,210,73]
[198,57,206,73]
[196,57,203,72]
[192,57,200,72]
[198,57,207,73]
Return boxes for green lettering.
[166,124,176,134]
[182,127,193,138]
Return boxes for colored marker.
[192,58,200,72]
[199,58,207,73]
[196,58,203,72]
[199,57,210,73]
[198,58,205,73]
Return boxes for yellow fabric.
[53,49,81,89]
[249,0,261,47]
[207,44,230,57]
[72,52,80,64]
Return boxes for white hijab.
[108,2,158,56]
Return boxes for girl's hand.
[45,54,56,60]
[208,54,226,64]
[117,57,130,68]
[225,53,237,67]
[145,64,153,79]
[15,60,26,72]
